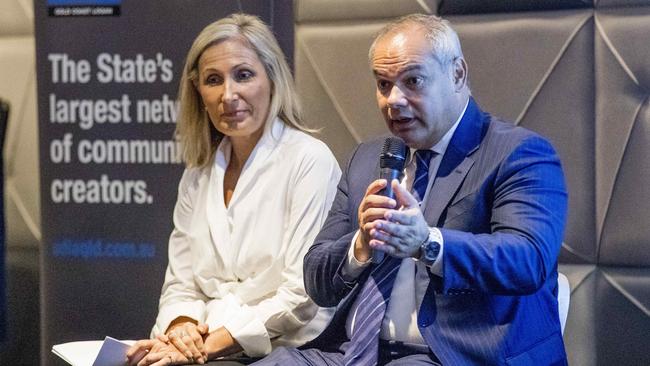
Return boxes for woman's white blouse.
[153,119,341,356]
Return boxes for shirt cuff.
[152,300,206,337]
[205,295,271,357]
[428,227,444,277]
[341,231,372,280]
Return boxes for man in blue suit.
[255,14,567,366]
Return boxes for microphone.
[372,137,408,263]
[379,137,409,199]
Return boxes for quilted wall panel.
[596,0,650,7]
[439,0,593,15]
[295,0,439,22]
[296,22,385,162]
[0,0,34,36]
[594,267,650,364]
[449,10,596,264]
[595,7,650,266]
[558,264,650,365]
[590,7,650,363]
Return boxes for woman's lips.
[221,110,249,121]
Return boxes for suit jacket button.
[419,316,431,328]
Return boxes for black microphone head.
[380,137,408,170]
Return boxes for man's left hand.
[368,180,430,258]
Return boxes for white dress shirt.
[345,99,468,344]
[153,118,341,356]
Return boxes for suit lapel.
[424,156,475,226]
[423,98,488,226]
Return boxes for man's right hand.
[355,179,397,262]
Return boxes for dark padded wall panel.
[561,265,650,365]
[518,16,596,264]
[595,7,650,266]
[449,11,590,125]
[440,0,593,15]
[295,37,360,162]
[296,22,387,162]
[596,0,650,7]
[295,0,438,22]
[594,268,650,364]
[450,10,596,263]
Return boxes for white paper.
[52,336,134,366]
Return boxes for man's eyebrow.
[373,64,424,77]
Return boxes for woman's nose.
[221,78,239,102]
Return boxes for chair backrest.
[557,272,570,334]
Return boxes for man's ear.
[452,57,468,92]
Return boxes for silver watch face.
[423,240,440,262]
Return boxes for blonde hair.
[176,13,309,168]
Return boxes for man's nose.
[386,85,407,108]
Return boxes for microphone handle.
[379,167,401,199]
[373,167,401,263]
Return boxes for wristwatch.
[419,227,442,266]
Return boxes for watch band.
[419,227,442,266]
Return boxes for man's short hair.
[369,14,464,69]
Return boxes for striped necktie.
[343,149,436,365]
[343,255,402,365]
[413,149,435,202]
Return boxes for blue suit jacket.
[303,99,568,366]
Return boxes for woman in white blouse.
[127,13,340,366]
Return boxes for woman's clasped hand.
[126,321,210,365]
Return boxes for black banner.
[34,1,293,364]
